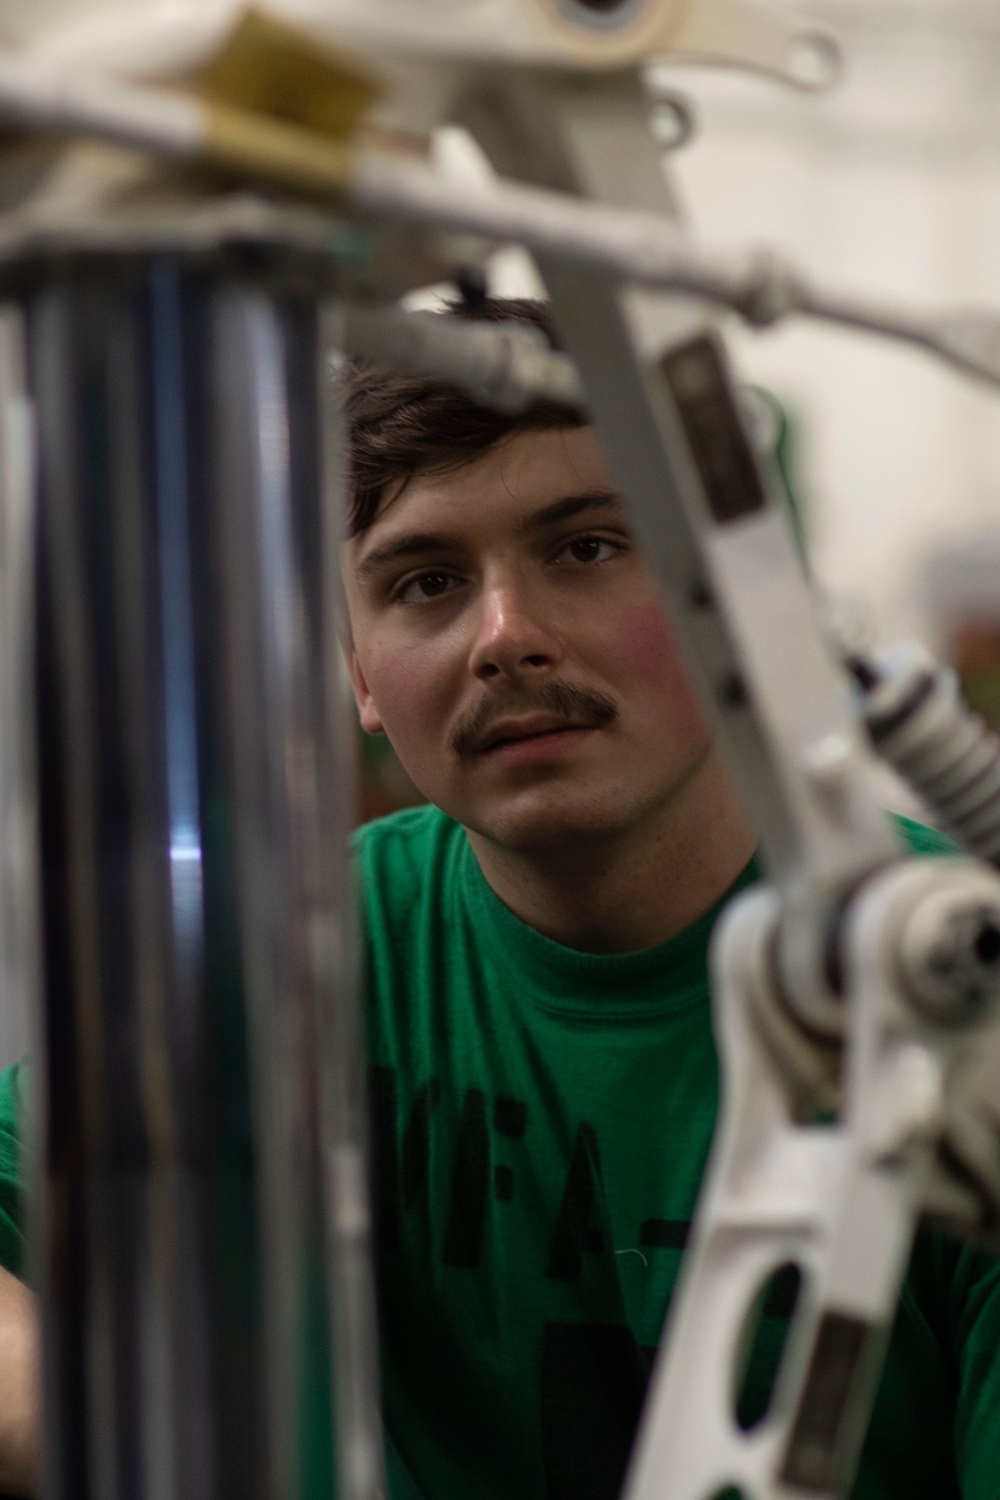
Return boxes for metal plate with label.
[662,334,767,525]
[780,1312,875,1494]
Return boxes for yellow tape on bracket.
[183,8,384,140]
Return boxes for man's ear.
[344,642,386,736]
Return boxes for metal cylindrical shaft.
[21,253,378,1500]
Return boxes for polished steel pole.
[21,251,378,1500]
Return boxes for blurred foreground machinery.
[3,2,1000,1500]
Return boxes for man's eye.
[556,536,618,565]
[397,571,461,603]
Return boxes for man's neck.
[466,753,756,954]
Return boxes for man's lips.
[449,682,618,760]
[474,715,598,758]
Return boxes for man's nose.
[468,575,564,681]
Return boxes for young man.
[341,300,1000,1500]
[0,297,997,1500]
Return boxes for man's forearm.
[0,1267,38,1496]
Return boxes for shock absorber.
[852,643,1000,866]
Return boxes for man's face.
[343,426,709,853]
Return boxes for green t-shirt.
[359,806,1000,1500]
[2,807,1000,1500]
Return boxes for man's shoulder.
[353,807,480,1041]
[352,804,468,925]
[352,802,463,874]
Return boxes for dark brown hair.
[343,297,587,538]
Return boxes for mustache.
[449,679,618,759]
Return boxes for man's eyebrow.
[519,491,624,534]
[355,532,456,579]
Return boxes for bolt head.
[900,892,1000,1026]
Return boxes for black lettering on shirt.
[541,1321,650,1500]
[401,1079,441,1207]
[547,1123,606,1281]
[493,1097,528,1137]
[368,1067,441,1251]
[443,1088,490,1269]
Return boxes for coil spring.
[857,644,1000,865]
